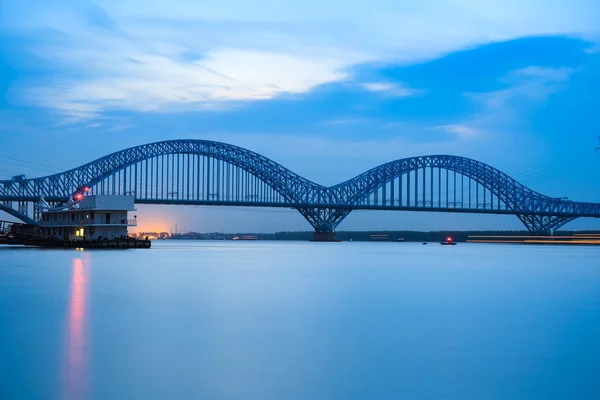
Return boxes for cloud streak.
[435,124,480,138]
[432,65,576,145]
[469,66,575,113]
[361,82,423,97]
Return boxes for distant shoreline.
[167,230,600,242]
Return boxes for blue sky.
[1,0,599,232]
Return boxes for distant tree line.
[170,230,600,242]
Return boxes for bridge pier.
[296,207,351,242]
[311,231,340,242]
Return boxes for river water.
[1,241,599,399]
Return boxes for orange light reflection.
[63,257,88,400]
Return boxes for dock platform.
[28,238,151,249]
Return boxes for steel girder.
[0,203,37,225]
[517,215,579,234]
[0,142,599,231]
[295,207,353,233]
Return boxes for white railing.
[40,219,137,226]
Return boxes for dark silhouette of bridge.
[1,139,599,240]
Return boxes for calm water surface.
[1,241,600,399]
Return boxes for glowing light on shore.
[129,216,172,234]
[128,205,187,235]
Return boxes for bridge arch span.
[1,141,599,236]
[334,155,582,232]
[81,140,327,206]
[337,155,542,210]
[2,140,325,203]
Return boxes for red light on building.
[74,194,83,201]
[83,186,90,192]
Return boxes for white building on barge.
[39,195,137,241]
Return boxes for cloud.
[3,0,599,121]
[424,66,576,145]
[509,66,574,81]
[585,43,600,54]
[470,66,575,112]
[430,65,575,143]
[323,118,366,125]
[435,124,480,138]
[361,82,422,97]
[24,48,353,121]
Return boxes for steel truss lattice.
[296,207,353,233]
[517,215,579,234]
[0,140,599,233]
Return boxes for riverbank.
[168,230,600,242]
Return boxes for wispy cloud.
[3,0,599,121]
[509,66,574,81]
[361,82,422,97]
[428,65,576,145]
[26,48,353,122]
[323,118,366,125]
[585,43,600,54]
[469,66,575,112]
[435,124,480,138]
[429,65,576,142]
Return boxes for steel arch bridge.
[1,139,599,237]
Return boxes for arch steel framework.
[1,139,599,235]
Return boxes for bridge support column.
[296,207,351,242]
[18,201,28,217]
[311,231,339,242]
[517,215,578,234]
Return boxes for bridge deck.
[1,139,599,233]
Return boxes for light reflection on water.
[63,256,89,400]
[1,241,600,400]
